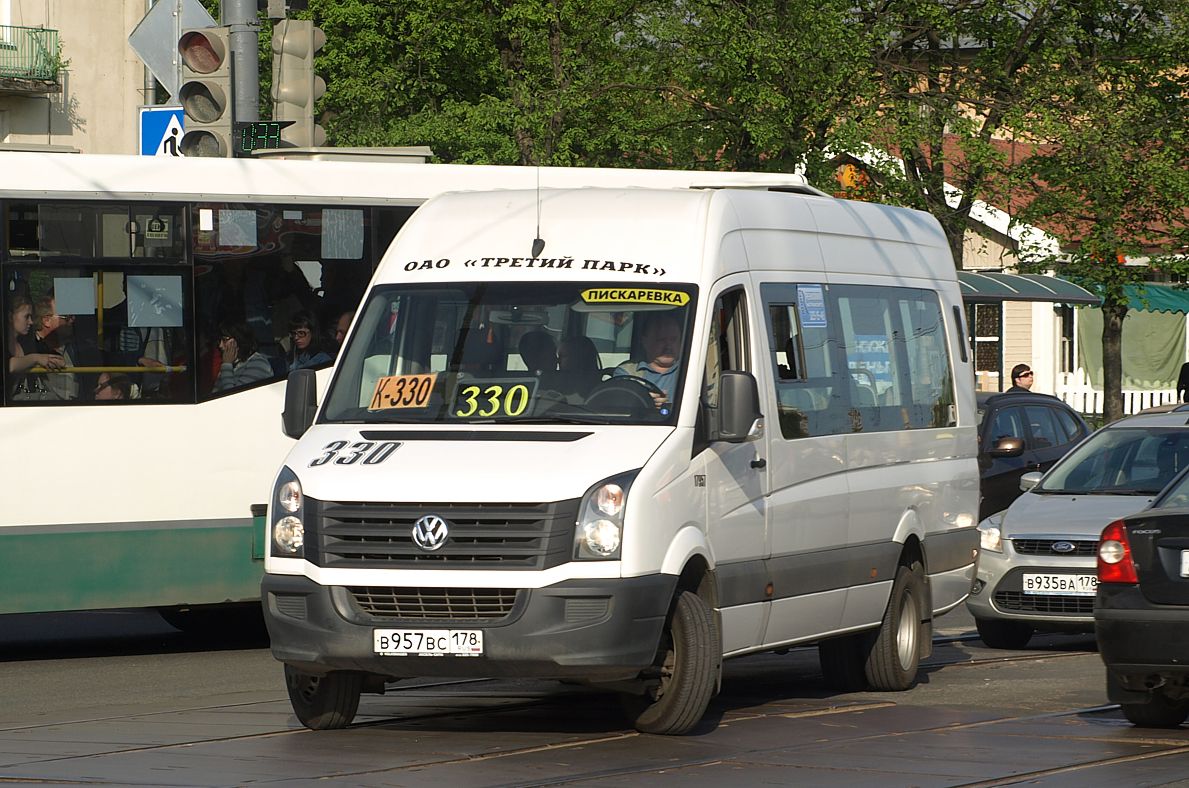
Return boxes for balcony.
[0,25,62,95]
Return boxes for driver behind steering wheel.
[612,311,683,407]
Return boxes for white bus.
[0,151,819,626]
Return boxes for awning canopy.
[958,272,1101,305]
[1124,284,1189,314]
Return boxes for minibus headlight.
[274,516,305,553]
[583,519,621,557]
[270,467,307,559]
[594,484,625,517]
[278,480,303,513]
[575,470,638,561]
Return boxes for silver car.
[968,411,1189,649]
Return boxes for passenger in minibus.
[518,330,557,376]
[554,335,603,394]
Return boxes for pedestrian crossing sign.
[139,107,186,156]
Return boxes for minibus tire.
[818,633,871,692]
[865,562,926,691]
[285,665,363,730]
[622,591,719,735]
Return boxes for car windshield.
[1153,467,1189,509]
[1038,426,1189,496]
[321,281,697,426]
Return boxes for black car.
[976,391,1091,522]
[1096,466,1189,728]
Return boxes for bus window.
[192,204,397,399]
[3,265,194,404]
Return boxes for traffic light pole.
[222,0,260,122]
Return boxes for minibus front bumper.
[262,573,678,681]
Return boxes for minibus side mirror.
[717,371,764,443]
[283,369,319,439]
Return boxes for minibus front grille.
[347,587,519,620]
[314,499,580,570]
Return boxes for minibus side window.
[763,285,839,440]
[834,285,955,432]
[701,288,750,412]
[898,295,956,427]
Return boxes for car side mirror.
[1020,471,1043,492]
[987,436,1025,458]
[717,371,764,443]
[283,369,318,439]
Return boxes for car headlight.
[271,467,306,558]
[574,471,638,560]
[977,513,1004,553]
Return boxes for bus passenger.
[33,296,79,400]
[6,294,65,397]
[213,321,273,393]
[287,311,332,372]
[332,310,354,352]
[94,372,132,401]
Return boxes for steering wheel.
[587,375,666,410]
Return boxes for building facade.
[1,0,155,154]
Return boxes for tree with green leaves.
[1007,2,1189,423]
[838,1,1122,268]
[626,0,880,183]
[300,0,689,165]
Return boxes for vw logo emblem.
[1051,541,1076,554]
[411,515,450,552]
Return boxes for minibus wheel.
[621,590,719,735]
[865,562,926,690]
[284,665,363,730]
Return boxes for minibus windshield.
[322,281,698,426]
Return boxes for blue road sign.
[139,107,186,156]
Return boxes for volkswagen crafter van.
[264,186,979,734]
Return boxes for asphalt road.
[1,607,1187,786]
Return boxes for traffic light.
[178,27,234,157]
[271,19,326,148]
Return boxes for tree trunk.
[1101,300,1127,424]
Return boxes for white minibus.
[263,186,980,734]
